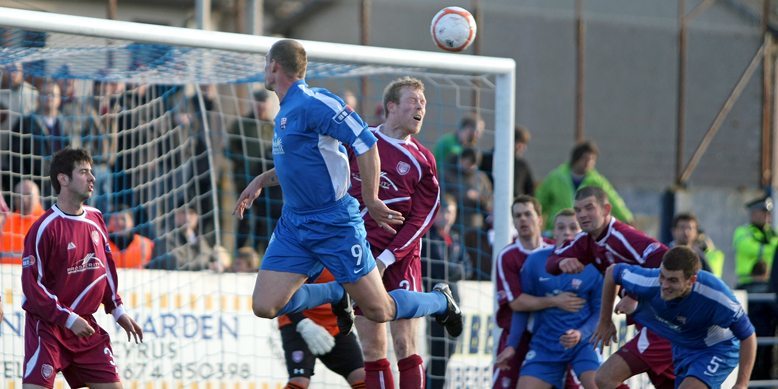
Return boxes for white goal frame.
[0,6,516,258]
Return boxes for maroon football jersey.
[21,205,123,328]
[547,217,667,275]
[494,239,553,330]
[348,127,440,263]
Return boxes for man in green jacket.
[535,141,633,232]
[732,196,777,286]
[433,114,484,170]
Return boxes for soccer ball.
[430,7,477,52]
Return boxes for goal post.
[0,7,514,387]
[0,6,516,254]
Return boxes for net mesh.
[0,26,498,387]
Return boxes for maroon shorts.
[616,325,675,388]
[371,245,422,292]
[23,315,120,388]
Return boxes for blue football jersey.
[521,247,603,350]
[272,80,376,212]
[613,264,755,351]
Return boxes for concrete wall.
[293,0,765,190]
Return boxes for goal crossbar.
[0,4,515,281]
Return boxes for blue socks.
[276,282,344,316]
[275,282,447,320]
[389,289,447,320]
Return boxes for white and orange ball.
[430,6,477,52]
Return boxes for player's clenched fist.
[558,257,585,273]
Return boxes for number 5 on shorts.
[706,355,723,374]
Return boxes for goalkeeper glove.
[296,318,335,355]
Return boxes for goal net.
[0,7,515,388]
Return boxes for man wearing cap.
[732,195,777,286]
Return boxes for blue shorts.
[520,340,601,387]
[673,342,739,389]
[261,196,376,284]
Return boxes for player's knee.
[361,306,393,323]
[392,337,415,357]
[594,369,616,388]
[251,300,279,319]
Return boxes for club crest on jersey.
[333,105,354,124]
[571,278,583,290]
[396,161,411,176]
[41,364,53,379]
[91,230,100,245]
[22,255,35,268]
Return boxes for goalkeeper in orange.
[278,268,366,389]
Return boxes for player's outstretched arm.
[733,333,757,389]
[116,313,143,344]
[510,292,585,313]
[591,265,618,349]
[233,168,278,219]
[356,146,404,233]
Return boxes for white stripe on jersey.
[55,207,121,310]
[24,321,41,379]
[360,197,411,217]
[704,325,735,347]
[621,268,659,288]
[604,244,631,263]
[317,134,351,201]
[352,137,370,155]
[397,189,439,252]
[694,282,743,315]
[34,210,73,319]
[554,231,587,254]
[611,229,643,263]
[302,85,364,137]
[375,128,423,179]
[496,246,515,302]
[70,274,108,310]
[496,241,549,302]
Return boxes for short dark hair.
[751,261,768,277]
[662,246,701,279]
[458,114,482,131]
[268,39,307,79]
[672,213,699,229]
[512,195,542,217]
[554,208,576,221]
[460,147,482,165]
[50,148,93,194]
[574,186,608,205]
[570,140,599,166]
[253,89,269,102]
[515,126,531,144]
